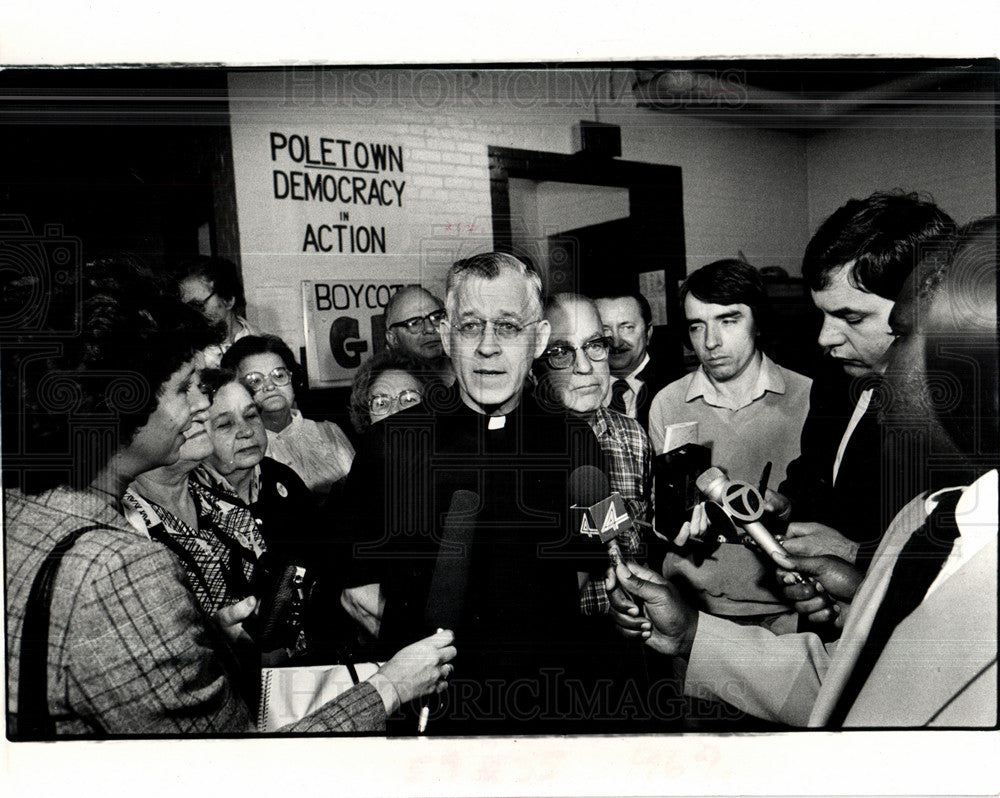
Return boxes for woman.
[5,260,455,737]
[177,255,260,367]
[191,367,327,581]
[348,349,428,435]
[221,335,354,498]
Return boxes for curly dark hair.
[221,334,304,397]
[12,256,221,493]
[348,349,430,434]
[803,191,955,301]
[679,258,770,345]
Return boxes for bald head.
[536,293,612,416]
[384,285,445,362]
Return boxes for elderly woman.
[5,259,455,738]
[348,349,429,435]
[177,255,260,367]
[221,335,354,498]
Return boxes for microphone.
[695,467,811,585]
[419,489,479,734]
[568,465,632,566]
[424,489,479,631]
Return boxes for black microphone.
[418,489,478,734]
[568,465,632,567]
[424,489,480,631]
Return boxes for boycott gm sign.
[302,279,407,387]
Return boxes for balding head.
[535,293,612,416]
[384,285,446,362]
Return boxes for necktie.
[608,379,630,415]
[827,488,963,726]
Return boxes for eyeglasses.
[368,389,422,415]
[542,337,612,370]
[242,367,293,393]
[388,309,446,334]
[185,291,217,313]
[453,318,539,341]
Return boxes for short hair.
[384,285,443,326]
[221,334,304,396]
[593,289,653,329]
[198,367,239,403]
[348,350,430,434]
[178,255,247,315]
[803,191,955,300]
[679,259,769,334]
[544,292,601,321]
[445,252,544,320]
[12,256,220,493]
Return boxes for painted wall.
[227,68,812,365]
[805,121,996,233]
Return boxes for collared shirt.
[648,353,811,487]
[833,388,873,486]
[580,406,653,615]
[603,353,651,418]
[265,409,355,497]
[648,354,812,619]
[925,469,997,597]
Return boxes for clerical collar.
[488,415,506,430]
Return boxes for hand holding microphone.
[695,467,817,587]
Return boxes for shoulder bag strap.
[15,523,113,740]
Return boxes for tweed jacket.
[683,471,997,727]
[5,485,384,736]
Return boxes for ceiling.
[632,59,999,130]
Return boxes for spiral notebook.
[258,662,382,732]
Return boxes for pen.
[417,628,443,734]
[758,461,772,496]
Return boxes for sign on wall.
[269,131,407,255]
[302,279,408,387]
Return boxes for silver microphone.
[696,467,809,585]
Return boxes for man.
[594,290,669,430]
[534,293,654,614]
[383,285,455,385]
[772,192,955,573]
[646,260,812,632]
[342,253,608,733]
[610,217,997,728]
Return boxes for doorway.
[489,146,687,374]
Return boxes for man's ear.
[385,327,399,349]
[440,319,452,358]
[644,323,654,345]
[222,294,236,312]
[533,319,551,359]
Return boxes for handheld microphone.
[695,467,811,586]
[568,465,632,566]
[418,489,479,734]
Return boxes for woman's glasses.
[242,367,293,393]
[368,389,422,415]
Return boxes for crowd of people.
[3,190,996,737]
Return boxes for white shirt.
[603,353,650,418]
[832,388,872,486]
[925,469,997,598]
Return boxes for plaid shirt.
[5,486,384,735]
[580,406,654,614]
[123,479,267,617]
